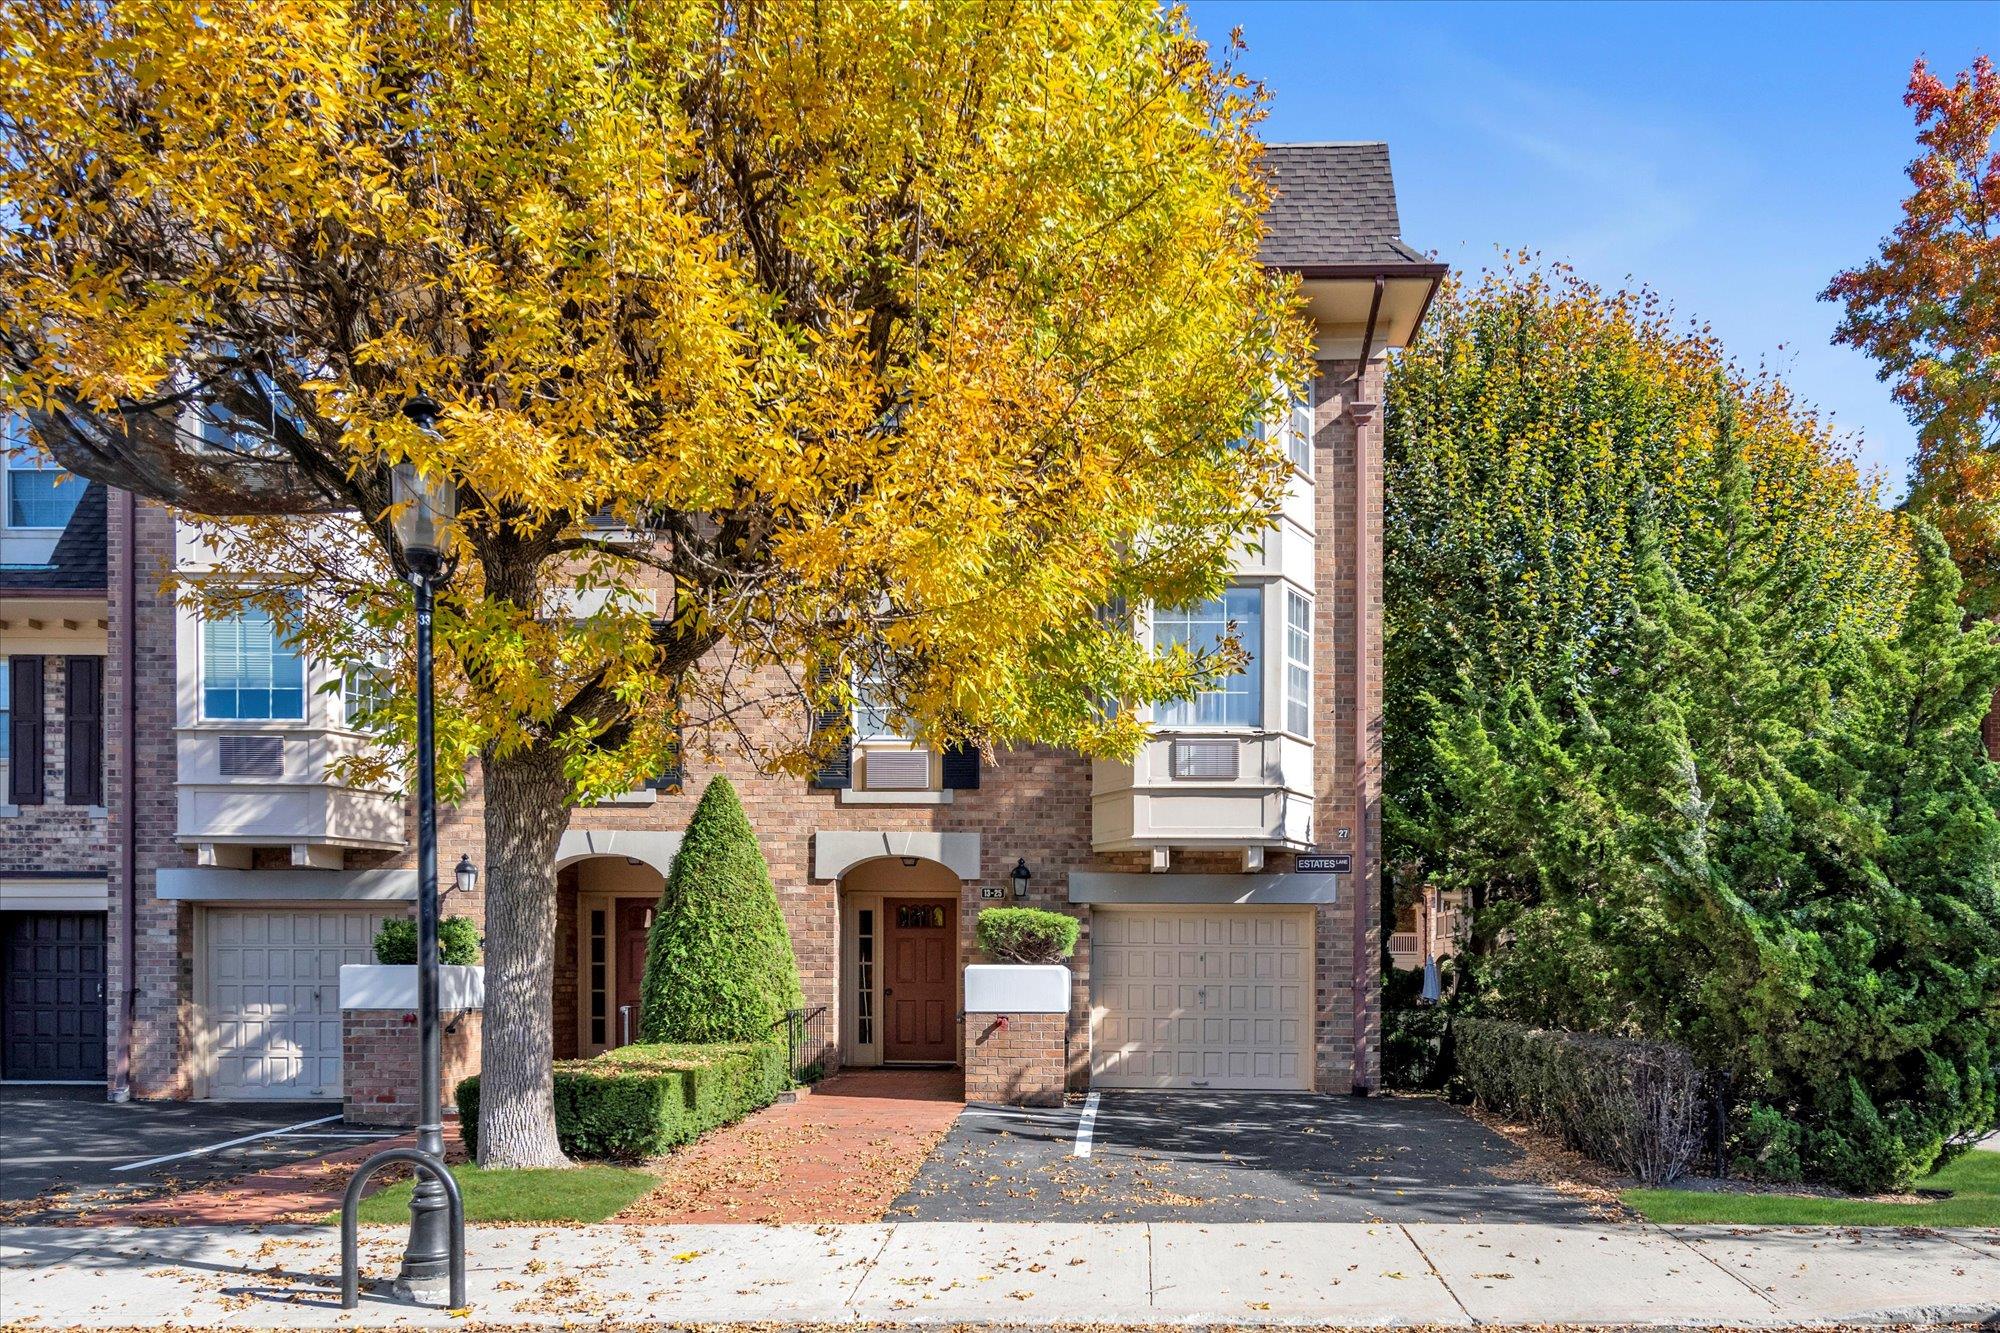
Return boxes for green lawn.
[339,1164,657,1225]
[1625,1147,2000,1227]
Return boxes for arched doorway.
[557,855,667,1057]
[839,856,963,1067]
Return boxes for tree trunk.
[474,743,574,1168]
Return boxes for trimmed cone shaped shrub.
[638,775,803,1043]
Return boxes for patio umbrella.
[1419,954,1442,1005]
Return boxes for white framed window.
[1153,585,1263,729]
[852,674,913,742]
[1285,588,1312,737]
[4,421,84,531]
[1287,380,1315,475]
[341,662,392,730]
[201,606,306,721]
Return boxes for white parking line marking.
[1073,1091,1101,1158]
[111,1113,342,1172]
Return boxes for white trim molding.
[0,875,110,912]
[555,828,684,878]
[1068,870,1338,906]
[339,963,485,1011]
[813,830,980,882]
[964,963,1070,1014]
[156,866,416,902]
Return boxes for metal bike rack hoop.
[338,1145,467,1311]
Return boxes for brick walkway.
[64,1129,426,1227]
[57,1069,962,1228]
[614,1068,964,1224]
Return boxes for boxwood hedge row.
[456,1040,787,1160]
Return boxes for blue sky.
[1185,1,1994,499]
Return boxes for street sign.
[1296,854,1351,874]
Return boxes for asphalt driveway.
[893,1091,1605,1223]
[0,1085,393,1217]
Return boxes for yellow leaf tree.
[0,0,1306,1163]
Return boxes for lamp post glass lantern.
[391,406,459,1303]
[454,855,478,897]
[1011,858,1032,900]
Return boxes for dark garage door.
[2,912,107,1081]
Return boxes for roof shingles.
[1258,142,1430,270]
[0,481,108,593]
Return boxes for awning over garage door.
[1089,906,1313,1091]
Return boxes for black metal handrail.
[339,1146,467,1311]
[773,1004,831,1083]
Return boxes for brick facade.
[342,1007,484,1127]
[963,1012,1067,1107]
[106,495,194,1098]
[0,652,110,870]
[100,353,1387,1103]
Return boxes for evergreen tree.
[638,776,804,1045]
[1428,416,2000,1189]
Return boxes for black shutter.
[941,741,981,790]
[807,661,852,790]
[64,655,104,807]
[8,655,44,806]
[645,718,684,794]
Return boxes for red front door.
[614,899,651,1047]
[884,899,956,1062]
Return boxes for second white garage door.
[1089,907,1314,1091]
[205,907,391,1098]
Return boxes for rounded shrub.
[373,915,481,966]
[975,907,1079,964]
[638,775,803,1043]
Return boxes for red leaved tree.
[1825,55,2000,613]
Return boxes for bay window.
[1287,381,1315,475]
[1285,588,1312,737]
[201,606,305,720]
[1153,586,1263,728]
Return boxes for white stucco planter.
[963,963,1070,1014]
[339,963,485,1011]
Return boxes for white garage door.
[206,907,390,1098]
[1090,907,1313,1091]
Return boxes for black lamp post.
[390,397,457,1303]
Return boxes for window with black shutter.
[7,655,44,806]
[807,661,852,789]
[644,718,684,794]
[941,741,981,790]
[64,655,104,806]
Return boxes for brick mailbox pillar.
[962,964,1070,1107]
[339,964,486,1128]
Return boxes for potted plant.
[338,916,487,1012]
[965,907,1078,1014]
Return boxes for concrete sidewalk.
[1,1221,1995,1327]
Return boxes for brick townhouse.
[0,142,1442,1103]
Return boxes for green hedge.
[639,776,803,1044]
[373,915,481,966]
[456,1041,786,1160]
[974,907,1079,963]
[1454,1017,1705,1184]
